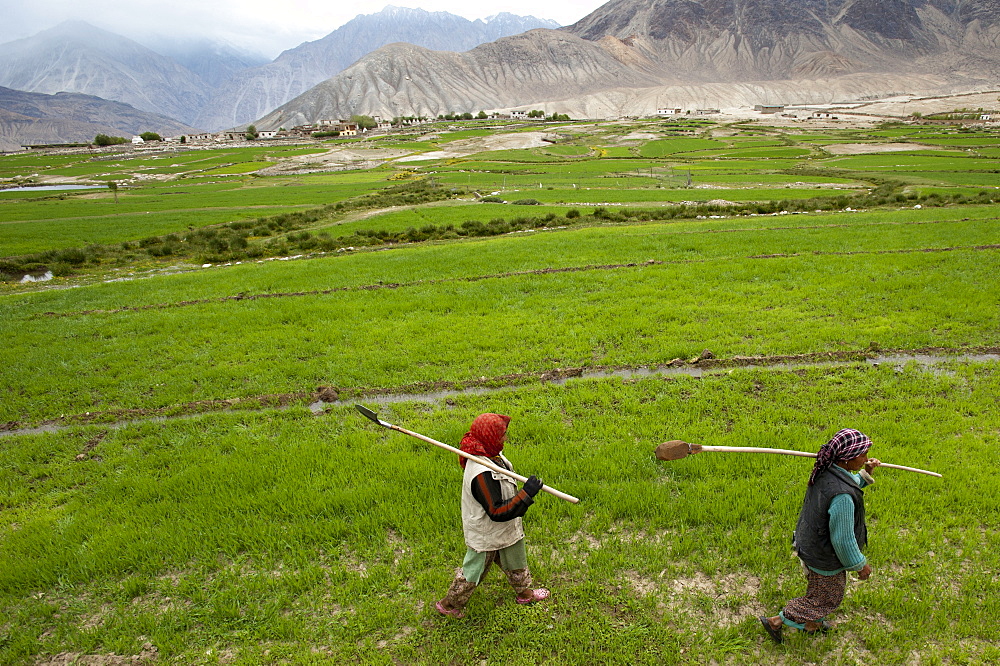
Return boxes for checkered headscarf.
[809,428,872,485]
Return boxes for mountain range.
[0,87,199,152]
[1,0,999,149]
[192,7,559,130]
[0,21,212,128]
[0,7,560,144]
[256,0,1000,127]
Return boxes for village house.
[655,108,682,116]
[754,104,786,114]
[510,110,529,119]
[288,120,360,137]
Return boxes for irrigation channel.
[4,351,997,440]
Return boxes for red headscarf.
[458,413,511,468]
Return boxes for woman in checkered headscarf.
[760,429,882,644]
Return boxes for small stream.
[329,352,1000,410]
[7,352,992,439]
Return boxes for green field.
[1,119,999,664]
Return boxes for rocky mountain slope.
[0,21,212,127]
[565,0,1000,80]
[192,7,560,130]
[0,87,199,153]
[255,0,1000,127]
[256,30,661,129]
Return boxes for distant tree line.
[93,131,162,146]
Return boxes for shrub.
[94,134,127,146]
[461,220,487,235]
[512,199,540,205]
[58,248,87,265]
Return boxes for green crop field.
[1,118,999,665]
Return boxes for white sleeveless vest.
[461,454,525,552]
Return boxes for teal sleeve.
[828,494,867,571]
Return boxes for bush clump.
[8,174,997,282]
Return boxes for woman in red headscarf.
[436,412,549,618]
[760,428,882,644]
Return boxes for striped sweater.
[470,465,534,522]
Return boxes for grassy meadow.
[1,118,999,664]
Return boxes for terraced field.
[1,118,998,665]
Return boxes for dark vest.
[794,467,867,572]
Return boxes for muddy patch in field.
[823,142,945,155]
[567,531,602,549]
[79,604,112,630]
[623,570,659,596]
[548,530,602,568]
[339,548,372,579]
[619,132,658,143]
[396,131,559,162]
[258,147,411,175]
[664,572,762,628]
[376,625,415,649]
[35,643,158,665]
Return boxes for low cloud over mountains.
[1,0,999,148]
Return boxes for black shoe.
[759,616,784,644]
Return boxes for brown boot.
[436,571,476,619]
[506,567,551,605]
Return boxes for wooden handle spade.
[357,405,580,503]
[654,440,942,477]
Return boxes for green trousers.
[462,539,528,584]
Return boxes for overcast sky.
[0,0,610,58]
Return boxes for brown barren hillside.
[253,0,1000,128]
